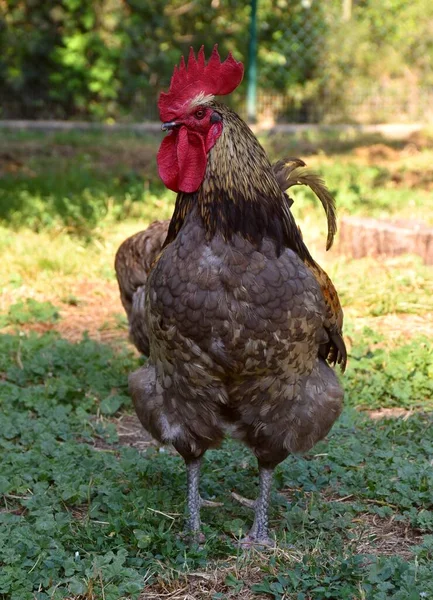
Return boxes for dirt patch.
[56,280,126,344]
[352,139,427,164]
[1,497,26,517]
[353,512,423,559]
[354,143,402,162]
[0,144,77,174]
[112,414,157,451]
[349,140,433,189]
[282,487,424,561]
[106,414,179,457]
[78,413,160,457]
[1,279,130,346]
[87,413,179,457]
[389,169,433,190]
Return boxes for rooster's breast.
[145,211,326,382]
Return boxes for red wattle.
[176,127,206,193]
[157,126,207,193]
[157,133,179,192]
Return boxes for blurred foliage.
[319,0,433,122]
[0,0,432,122]
[0,299,60,327]
[0,0,250,120]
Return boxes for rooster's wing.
[114,220,169,354]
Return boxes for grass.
[0,128,433,599]
[0,128,172,239]
[0,332,432,599]
[0,299,60,327]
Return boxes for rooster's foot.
[179,528,206,546]
[239,533,276,549]
[182,530,206,545]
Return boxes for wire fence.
[237,82,433,126]
[236,0,433,124]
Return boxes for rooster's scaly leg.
[240,466,275,548]
[185,458,202,537]
[184,457,223,542]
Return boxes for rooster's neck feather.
[164,105,313,263]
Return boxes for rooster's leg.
[185,457,202,536]
[185,457,215,542]
[184,457,223,542]
[240,466,275,548]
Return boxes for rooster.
[116,158,340,356]
[129,46,345,547]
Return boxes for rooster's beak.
[161,121,179,131]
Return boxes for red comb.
[158,45,244,122]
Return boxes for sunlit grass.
[334,254,433,318]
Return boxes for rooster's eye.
[195,108,205,120]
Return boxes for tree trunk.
[338,217,433,265]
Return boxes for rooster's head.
[157,45,244,193]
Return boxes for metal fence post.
[247,0,258,123]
